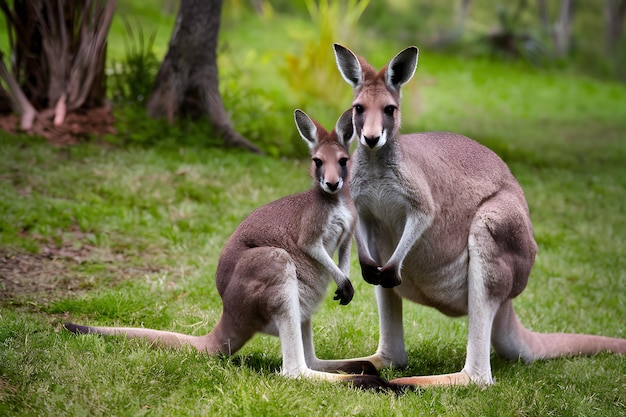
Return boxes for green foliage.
[472,1,551,66]
[109,104,224,148]
[219,47,301,157]
[109,19,160,105]
[108,2,176,61]
[359,0,436,44]
[279,0,369,125]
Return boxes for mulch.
[0,106,116,145]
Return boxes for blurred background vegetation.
[1,0,624,156]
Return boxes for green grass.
[2,4,626,417]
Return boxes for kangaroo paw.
[334,279,354,305]
[360,259,382,285]
[378,265,402,288]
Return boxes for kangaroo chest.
[351,158,413,244]
[322,200,354,255]
[351,152,471,315]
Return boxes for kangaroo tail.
[491,300,626,362]
[64,322,229,354]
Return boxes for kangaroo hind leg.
[64,247,273,355]
[281,296,408,393]
[257,249,403,391]
[226,246,312,378]
[462,194,537,384]
[258,249,344,379]
[392,195,535,388]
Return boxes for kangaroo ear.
[294,109,318,149]
[335,108,354,150]
[385,46,418,91]
[333,43,362,88]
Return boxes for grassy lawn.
[2,3,626,417]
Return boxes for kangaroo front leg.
[334,287,407,371]
[335,234,355,306]
[337,235,351,277]
[355,218,382,285]
[379,213,431,288]
[303,242,354,305]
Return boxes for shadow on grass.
[226,352,283,375]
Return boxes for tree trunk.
[553,0,575,57]
[456,0,473,29]
[0,0,114,133]
[0,52,37,129]
[537,0,550,33]
[146,0,261,154]
[605,0,626,54]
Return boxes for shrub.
[108,19,160,106]
[279,0,369,127]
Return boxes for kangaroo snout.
[321,177,343,194]
[360,128,386,149]
[326,181,340,192]
[364,135,380,148]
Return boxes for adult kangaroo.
[333,43,626,387]
[66,109,398,390]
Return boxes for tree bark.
[537,0,550,33]
[0,0,114,127]
[553,0,575,57]
[456,0,473,29]
[0,52,37,129]
[147,0,261,153]
[605,0,626,54]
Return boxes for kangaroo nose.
[364,136,380,148]
[326,181,339,191]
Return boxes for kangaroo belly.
[395,247,470,317]
[296,261,333,317]
[260,260,331,337]
[357,187,472,316]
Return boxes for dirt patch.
[0,232,164,306]
[0,251,74,302]
[0,106,116,145]
[0,248,109,305]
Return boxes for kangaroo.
[65,109,399,391]
[333,43,626,387]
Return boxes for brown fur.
[333,43,626,387]
[65,109,406,391]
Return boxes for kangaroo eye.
[339,158,349,167]
[384,105,396,116]
[354,104,365,114]
[312,158,323,168]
